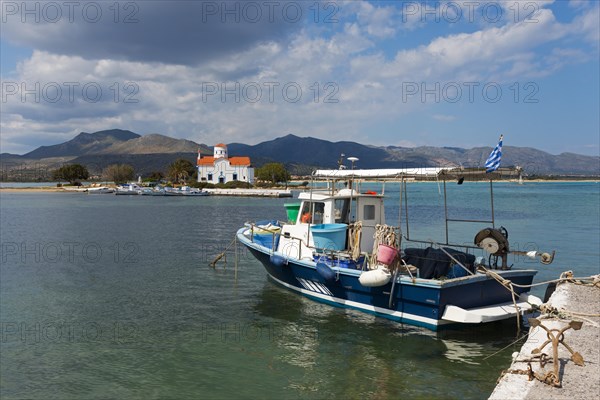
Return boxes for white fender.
[359,268,392,287]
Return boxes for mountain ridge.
[22,129,140,159]
[2,130,598,177]
[99,133,210,155]
[229,135,599,175]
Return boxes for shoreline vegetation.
[1,178,599,193]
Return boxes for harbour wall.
[489,276,600,399]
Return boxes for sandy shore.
[0,187,66,193]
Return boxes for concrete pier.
[489,276,600,399]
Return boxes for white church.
[197,143,254,184]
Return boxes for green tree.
[148,171,164,181]
[102,164,135,184]
[168,158,196,184]
[52,164,89,185]
[256,163,290,185]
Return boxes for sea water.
[1,182,598,399]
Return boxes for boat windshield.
[300,201,325,224]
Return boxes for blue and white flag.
[485,135,503,173]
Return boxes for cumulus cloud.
[1,0,305,66]
[0,1,598,154]
[348,4,595,85]
[570,4,600,43]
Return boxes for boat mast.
[443,179,449,245]
[490,178,495,228]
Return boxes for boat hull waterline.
[238,229,538,331]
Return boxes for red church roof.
[197,156,215,166]
[197,156,251,166]
[230,157,251,166]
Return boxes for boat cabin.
[277,189,385,260]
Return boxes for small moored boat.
[178,186,210,196]
[237,165,555,331]
[87,186,114,194]
[115,183,142,195]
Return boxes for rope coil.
[370,224,398,270]
[347,222,362,261]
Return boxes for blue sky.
[1,0,598,156]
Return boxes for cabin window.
[300,201,325,224]
[334,199,349,223]
[334,198,357,223]
[363,205,375,220]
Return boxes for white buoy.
[359,267,392,287]
[526,250,538,259]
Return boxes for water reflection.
[251,282,522,398]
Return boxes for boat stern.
[441,293,542,324]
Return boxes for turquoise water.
[1,182,598,399]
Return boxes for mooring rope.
[482,332,530,361]
[348,221,362,261]
[478,266,600,332]
[539,309,600,327]
[370,224,397,269]
[479,268,599,296]
[478,266,529,330]
[209,236,237,268]
[508,274,600,289]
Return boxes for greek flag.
[485,135,503,173]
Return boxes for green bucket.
[283,202,301,223]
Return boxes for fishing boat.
[161,186,182,196]
[139,187,164,196]
[115,183,142,195]
[178,186,210,196]
[236,165,555,331]
[87,186,114,194]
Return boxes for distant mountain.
[229,134,395,168]
[23,129,140,159]
[230,134,599,175]
[100,133,208,155]
[0,153,23,161]
[2,130,598,179]
[71,153,200,176]
[20,129,211,159]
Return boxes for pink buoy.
[377,244,398,265]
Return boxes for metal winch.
[474,227,510,269]
[475,227,555,269]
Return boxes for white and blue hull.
[237,228,538,331]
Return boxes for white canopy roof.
[312,167,520,180]
[313,167,451,179]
